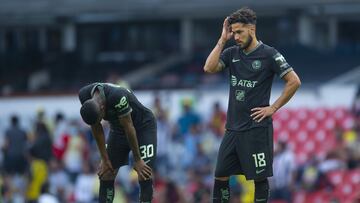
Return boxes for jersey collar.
[91,83,106,101]
[242,40,263,55]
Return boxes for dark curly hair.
[228,7,257,25]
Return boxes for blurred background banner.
[0,0,360,202]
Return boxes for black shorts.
[214,126,273,180]
[106,119,157,170]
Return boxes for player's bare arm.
[204,17,233,73]
[251,70,301,122]
[119,114,152,180]
[91,123,115,178]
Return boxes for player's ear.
[247,26,254,37]
[249,25,256,35]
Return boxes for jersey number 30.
[140,144,154,159]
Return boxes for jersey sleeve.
[113,92,133,117]
[219,47,233,69]
[271,49,293,78]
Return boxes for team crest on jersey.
[235,90,245,101]
[115,96,128,110]
[252,60,262,70]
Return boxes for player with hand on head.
[79,82,157,203]
[203,7,301,203]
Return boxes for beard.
[239,35,253,50]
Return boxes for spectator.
[176,98,201,139]
[3,115,28,175]
[74,162,97,203]
[48,158,71,202]
[318,150,347,173]
[29,122,53,163]
[158,180,186,203]
[52,112,70,160]
[155,104,172,175]
[183,124,203,168]
[209,101,226,137]
[270,141,297,203]
[26,148,48,203]
[38,182,60,203]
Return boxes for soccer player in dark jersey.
[203,7,301,203]
[78,82,156,203]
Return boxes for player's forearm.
[124,126,142,162]
[204,38,226,73]
[271,78,301,111]
[91,123,110,161]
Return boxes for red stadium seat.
[306,191,332,203]
[299,130,309,143]
[288,118,300,132]
[274,107,354,164]
[314,108,328,121]
[294,108,310,122]
[326,170,345,186]
[306,118,318,132]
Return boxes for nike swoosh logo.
[256,169,265,174]
[255,198,267,202]
[144,160,151,164]
[232,58,240,63]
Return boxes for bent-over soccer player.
[203,7,301,203]
[79,82,156,203]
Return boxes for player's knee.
[98,171,116,181]
[215,176,230,181]
[254,178,269,191]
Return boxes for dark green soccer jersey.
[78,83,154,133]
[220,41,293,131]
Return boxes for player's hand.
[98,159,115,178]
[220,17,233,43]
[134,159,152,180]
[250,106,276,122]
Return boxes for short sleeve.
[271,49,293,78]
[219,47,233,69]
[114,95,132,117]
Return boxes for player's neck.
[244,38,259,53]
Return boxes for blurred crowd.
[1,93,360,203]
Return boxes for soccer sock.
[254,179,269,203]
[139,179,153,203]
[99,180,115,203]
[213,179,230,203]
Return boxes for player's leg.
[137,120,157,203]
[99,133,130,203]
[236,126,274,203]
[254,178,270,203]
[213,176,230,203]
[213,130,241,203]
[98,165,119,203]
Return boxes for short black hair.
[80,99,100,125]
[10,115,19,126]
[228,7,257,25]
